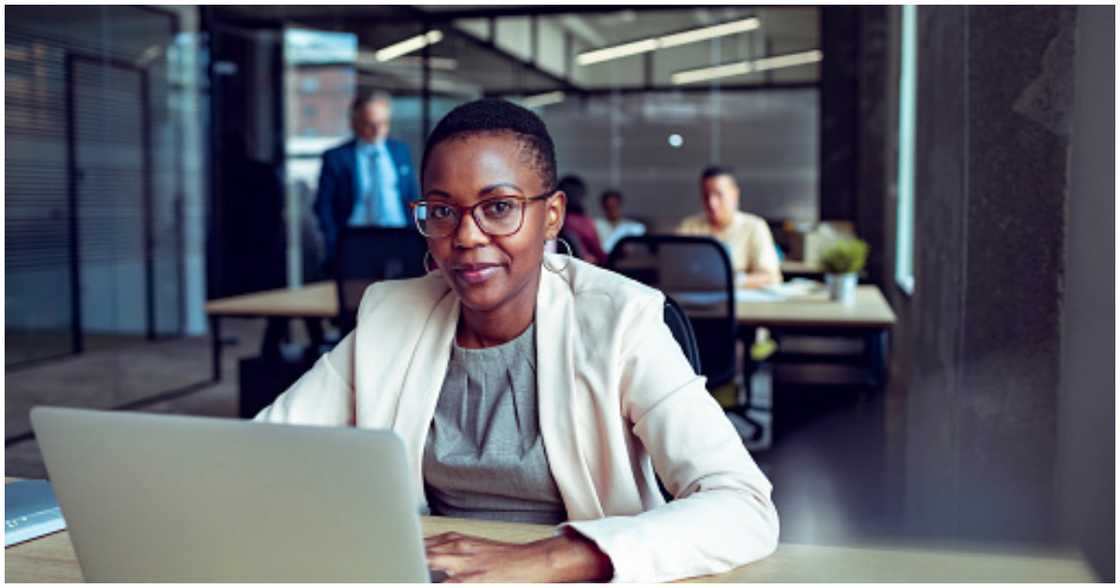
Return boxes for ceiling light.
[671,49,822,85]
[671,62,753,85]
[576,17,759,66]
[374,30,443,62]
[658,18,760,49]
[520,91,566,109]
[576,39,659,66]
[753,50,824,72]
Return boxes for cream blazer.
[255,254,779,582]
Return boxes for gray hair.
[350,90,392,114]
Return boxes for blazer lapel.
[536,261,605,520]
[392,281,460,502]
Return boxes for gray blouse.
[422,322,566,525]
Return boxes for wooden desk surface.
[5,481,1094,582]
[737,284,896,329]
[204,281,338,318]
[205,280,896,330]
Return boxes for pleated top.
[422,323,566,525]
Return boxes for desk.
[5,498,1093,581]
[738,285,895,388]
[204,282,338,381]
[206,282,897,384]
[737,284,896,329]
[677,285,896,388]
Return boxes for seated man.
[594,189,646,254]
[677,166,782,289]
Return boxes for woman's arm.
[743,220,783,287]
[561,296,780,582]
[253,328,356,426]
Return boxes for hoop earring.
[543,237,573,273]
[424,251,438,273]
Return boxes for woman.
[256,99,778,582]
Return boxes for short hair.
[350,90,392,114]
[420,98,557,192]
[700,165,737,183]
[556,175,587,214]
[600,189,623,205]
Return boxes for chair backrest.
[663,294,702,376]
[335,227,428,332]
[608,235,737,388]
[658,293,702,501]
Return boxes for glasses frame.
[409,191,556,239]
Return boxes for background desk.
[206,281,897,390]
[5,488,1093,582]
[678,285,896,389]
[738,285,895,390]
[204,281,337,381]
[736,284,896,330]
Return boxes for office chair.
[608,234,765,443]
[663,294,701,375]
[657,293,700,501]
[334,227,428,334]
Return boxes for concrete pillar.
[900,5,1077,544]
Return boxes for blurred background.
[4,4,1114,581]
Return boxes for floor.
[5,323,904,547]
[5,320,258,478]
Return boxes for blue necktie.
[365,149,382,224]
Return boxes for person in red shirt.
[556,175,608,265]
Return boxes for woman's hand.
[424,529,613,583]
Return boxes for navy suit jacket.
[314,137,420,269]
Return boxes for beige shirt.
[255,256,778,582]
[677,211,782,279]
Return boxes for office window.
[538,90,819,228]
[895,5,917,295]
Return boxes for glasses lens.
[415,202,458,237]
[475,198,524,236]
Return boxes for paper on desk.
[736,289,786,302]
[672,279,822,307]
[738,279,823,302]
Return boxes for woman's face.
[421,133,565,314]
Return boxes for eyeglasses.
[409,191,554,239]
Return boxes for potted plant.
[819,238,869,304]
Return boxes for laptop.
[30,406,435,582]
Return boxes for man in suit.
[315,90,419,272]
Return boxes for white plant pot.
[825,273,858,304]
